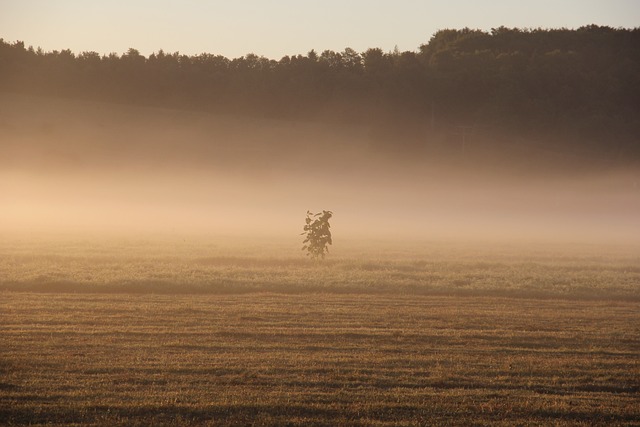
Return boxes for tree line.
[1,25,638,161]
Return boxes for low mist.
[2,94,639,245]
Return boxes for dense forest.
[1,26,639,163]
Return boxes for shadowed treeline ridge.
[1,25,639,165]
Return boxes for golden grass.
[1,236,638,424]
[1,236,639,300]
[1,292,639,425]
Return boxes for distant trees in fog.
[1,25,638,160]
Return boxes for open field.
[1,236,639,300]
[1,237,639,425]
[1,292,639,426]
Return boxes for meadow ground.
[1,236,639,425]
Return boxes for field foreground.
[1,292,639,426]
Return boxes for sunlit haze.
[1,94,638,243]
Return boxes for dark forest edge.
[1,25,639,166]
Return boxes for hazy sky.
[1,0,639,58]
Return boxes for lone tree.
[301,210,333,259]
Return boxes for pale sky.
[1,0,638,59]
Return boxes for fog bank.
[2,95,638,245]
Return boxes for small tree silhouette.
[301,210,333,259]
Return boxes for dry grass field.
[1,237,639,425]
[1,236,639,299]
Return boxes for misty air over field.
[1,27,639,244]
